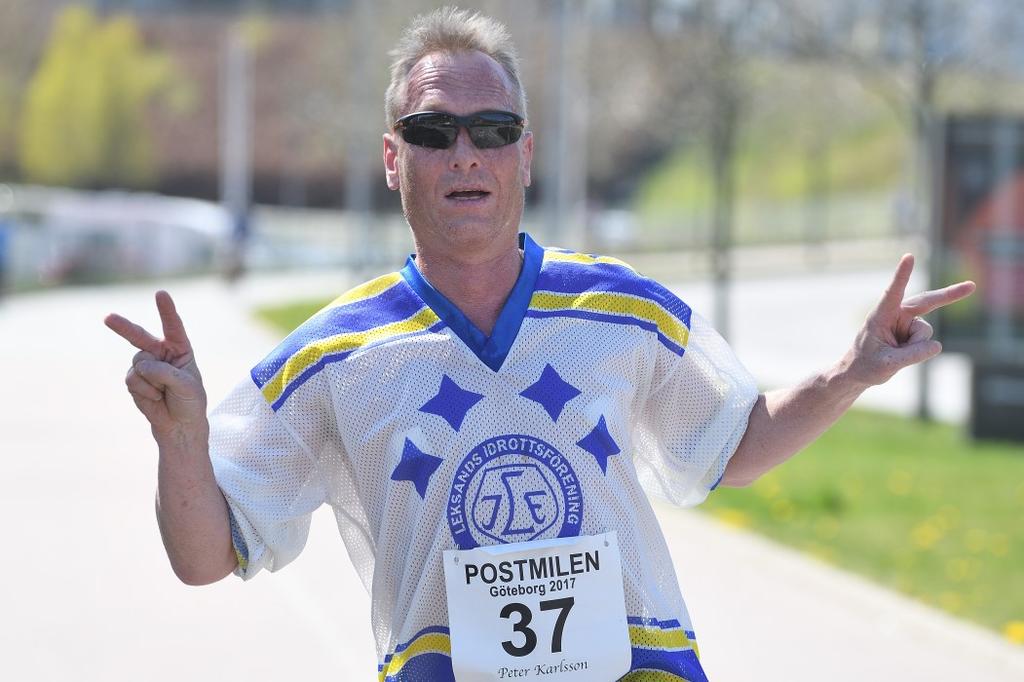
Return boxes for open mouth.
[446,189,491,201]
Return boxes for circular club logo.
[447,434,584,550]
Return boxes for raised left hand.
[842,254,975,388]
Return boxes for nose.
[448,127,481,171]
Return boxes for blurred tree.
[692,0,761,342]
[635,0,766,339]
[0,75,12,166]
[583,3,702,204]
[0,0,59,176]
[18,5,188,188]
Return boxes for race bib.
[442,532,631,681]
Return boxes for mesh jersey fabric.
[209,233,758,682]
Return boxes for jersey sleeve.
[208,376,330,580]
[633,308,759,507]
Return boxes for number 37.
[500,597,575,657]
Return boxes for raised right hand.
[105,290,208,440]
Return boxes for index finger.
[104,313,163,355]
[879,253,915,312]
[902,280,977,317]
[155,290,192,348]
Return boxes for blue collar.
[400,233,543,371]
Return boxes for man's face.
[384,50,533,260]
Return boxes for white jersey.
[210,233,758,681]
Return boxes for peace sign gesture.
[844,254,976,388]
[105,291,208,440]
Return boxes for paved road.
[1,266,1021,681]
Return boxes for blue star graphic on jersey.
[577,416,621,474]
[519,364,581,422]
[390,438,444,499]
[419,374,485,432]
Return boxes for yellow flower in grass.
[945,558,974,583]
[755,477,782,500]
[886,469,913,496]
[938,592,963,613]
[1005,621,1024,645]
[815,517,840,540]
[804,543,836,564]
[935,505,961,531]
[911,521,942,550]
[771,498,796,522]
[965,528,987,554]
[713,507,750,529]
[989,533,1010,558]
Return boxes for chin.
[442,221,517,251]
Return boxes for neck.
[414,237,523,336]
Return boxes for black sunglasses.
[393,110,525,150]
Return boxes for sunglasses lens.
[467,112,522,149]
[402,123,457,149]
[469,124,522,149]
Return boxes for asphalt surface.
[2,264,1021,681]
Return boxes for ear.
[383,133,400,191]
[520,130,534,187]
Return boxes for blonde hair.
[385,6,527,125]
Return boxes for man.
[106,8,974,681]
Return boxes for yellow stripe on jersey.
[629,623,698,655]
[543,249,637,270]
[620,671,694,682]
[377,632,452,681]
[530,291,690,349]
[261,306,442,405]
[320,272,404,312]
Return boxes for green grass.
[635,117,906,217]
[253,303,1024,641]
[632,115,907,248]
[254,297,334,335]
[703,410,1024,639]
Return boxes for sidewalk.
[660,503,1024,681]
[1,269,1020,681]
